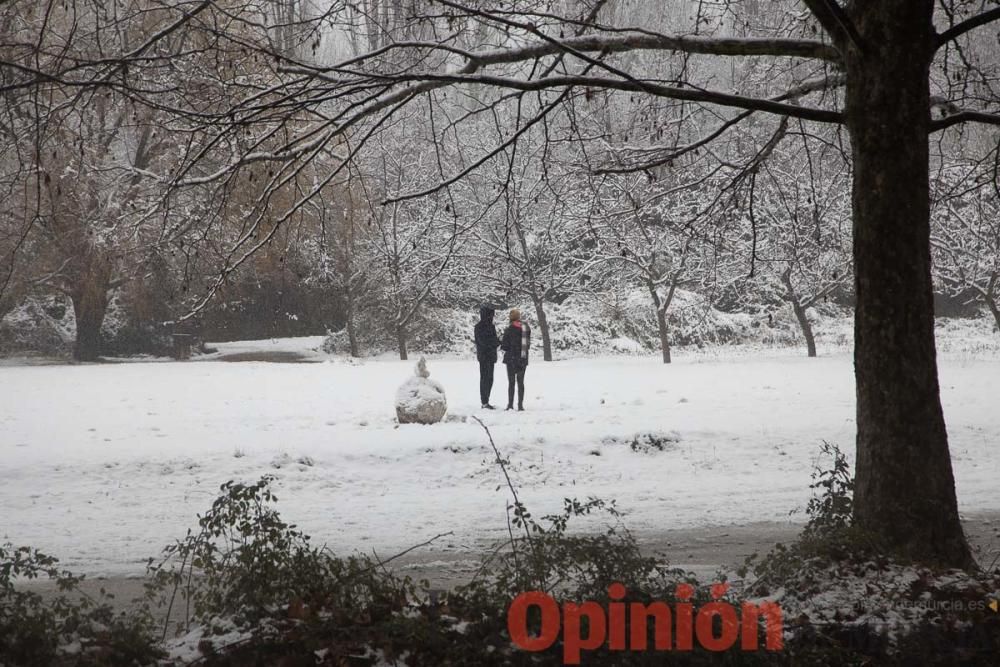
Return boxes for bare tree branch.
[935,7,1000,48]
[931,109,1000,132]
[800,0,864,52]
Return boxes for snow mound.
[395,357,447,425]
[0,295,75,356]
[609,336,644,353]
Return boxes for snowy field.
[2,336,999,576]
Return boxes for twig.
[986,548,1000,573]
[161,543,189,642]
[471,417,532,543]
[466,540,511,587]
[471,416,540,585]
[368,531,454,577]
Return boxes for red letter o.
[696,602,739,651]
[508,591,561,651]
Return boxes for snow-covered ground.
[1,337,998,576]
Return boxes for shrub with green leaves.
[142,475,430,662]
[740,441,874,592]
[138,474,775,665]
[0,544,161,666]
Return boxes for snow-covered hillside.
[320,289,857,358]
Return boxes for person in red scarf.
[499,308,531,411]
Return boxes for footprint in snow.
[271,453,293,468]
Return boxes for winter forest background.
[2,0,998,365]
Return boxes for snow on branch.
[930,109,1000,132]
[424,0,840,62]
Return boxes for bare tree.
[931,160,1000,331]
[585,170,716,363]
[356,128,467,360]
[460,142,590,361]
[755,131,853,357]
[305,168,371,357]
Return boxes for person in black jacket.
[499,308,531,411]
[473,304,501,409]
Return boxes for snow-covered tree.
[585,170,718,364]
[356,125,468,360]
[456,136,591,361]
[754,132,853,356]
[931,162,1000,332]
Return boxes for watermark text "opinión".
[507,583,783,664]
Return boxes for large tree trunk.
[655,307,670,364]
[70,259,112,362]
[845,0,973,568]
[530,297,553,362]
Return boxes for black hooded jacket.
[474,305,501,363]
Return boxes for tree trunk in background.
[792,301,817,358]
[0,295,15,323]
[781,270,817,357]
[845,0,973,568]
[347,318,360,357]
[987,297,1000,335]
[531,296,553,361]
[70,258,112,362]
[345,294,360,357]
[509,214,552,361]
[985,281,1000,335]
[656,308,670,364]
[648,282,670,364]
[396,323,408,361]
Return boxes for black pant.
[479,361,495,405]
[506,363,526,408]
